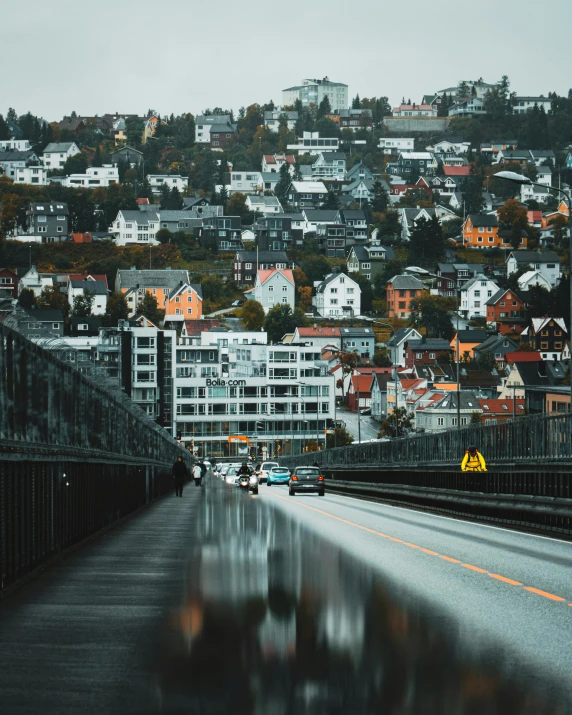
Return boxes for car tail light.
[292,476,298,481]
[318,475,324,481]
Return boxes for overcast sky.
[2,0,571,120]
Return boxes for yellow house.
[450,329,489,361]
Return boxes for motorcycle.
[238,475,250,492]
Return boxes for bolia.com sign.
[205,378,246,387]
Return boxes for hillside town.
[1,74,571,455]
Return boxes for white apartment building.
[63,165,119,188]
[282,78,348,113]
[460,274,499,319]
[147,174,189,194]
[110,210,160,246]
[42,142,81,170]
[173,334,335,458]
[287,132,340,156]
[15,165,49,185]
[378,138,414,154]
[0,139,31,151]
[313,273,361,318]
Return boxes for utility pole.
[456,287,461,429]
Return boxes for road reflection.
[150,481,570,714]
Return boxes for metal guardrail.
[0,324,190,591]
[322,468,572,535]
[285,413,572,470]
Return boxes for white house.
[0,139,31,151]
[392,103,437,117]
[513,96,552,114]
[506,251,560,288]
[110,210,160,246]
[0,149,39,179]
[311,152,347,181]
[42,142,81,170]
[312,273,361,318]
[449,98,486,116]
[194,115,233,144]
[287,132,340,156]
[520,183,551,204]
[517,270,552,292]
[17,266,54,297]
[63,165,119,188]
[426,139,471,155]
[385,327,422,367]
[378,138,415,154]
[264,111,298,133]
[459,274,499,319]
[244,268,295,313]
[147,174,189,195]
[14,165,49,185]
[68,278,108,315]
[282,78,348,113]
[217,171,264,195]
[261,154,296,174]
[245,195,283,214]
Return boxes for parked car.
[266,466,291,486]
[256,461,279,483]
[289,466,325,497]
[360,407,371,416]
[232,300,244,307]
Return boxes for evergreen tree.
[323,188,339,210]
[0,114,11,140]
[159,182,171,208]
[371,180,389,213]
[316,95,332,120]
[169,186,183,210]
[104,292,129,326]
[352,94,361,109]
[92,145,103,167]
[274,162,291,204]
[457,81,471,101]
[137,177,153,200]
[137,292,164,325]
[71,291,94,317]
[462,169,485,215]
[408,215,445,264]
[6,108,17,124]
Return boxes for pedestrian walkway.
[0,481,206,715]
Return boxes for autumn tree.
[226,192,249,219]
[138,292,164,325]
[37,285,69,317]
[264,303,307,343]
[548,214,568,248]
[240,300,265,331]
[498,198,528,249]
[379,407,414,438]
[71,291,94,317]
[326,427,354,449]
[104,291,129,326]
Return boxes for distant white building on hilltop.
[282,77,348,113]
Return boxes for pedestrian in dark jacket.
[172,456,188,497]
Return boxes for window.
[415,352,422,359]
[245,263,252,269]
[429,353,435,359]
[52,323,60,330]
[437,417,444,426]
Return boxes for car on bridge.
[266,466,291,486]
[289,466,325,497]
[255,461,279,484]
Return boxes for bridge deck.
[0,483,204,715]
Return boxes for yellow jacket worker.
[461,445,487,472]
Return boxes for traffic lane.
[152,481,571,713]
[263,488,572,696]
[339,409,379,441]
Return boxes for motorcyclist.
[461,445,487,472]
[237,462,252,477]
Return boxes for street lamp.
[371,321,400,438]
[495,170,572,408]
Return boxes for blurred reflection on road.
[151,480,570,714]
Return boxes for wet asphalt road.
[0,476,571,714]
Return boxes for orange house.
[386,275,425,318]
[463,213,527,249]
[163,283,203,322]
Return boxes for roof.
[468,213,498,228]
[455,329,488,343]
[168,283,203,300]
[296,327,341,338]
[184,318,220,334]
[430,391,481,411]
[158,210,197,221]
[117,268,190,290]
[0,149,37,162]
[479,398,525,414]
[28,202,69,216]
[406,338,452,351]
[350,374,374,393]
[506,351,543,364]
[70,279,107,295]
[304,210,339,222]
[118,210,159,224]
[461,274,496,292]
[70,316,102,330]
[386,328,420,347]
[399,151,434,160]
[247,196,282,207]
[527,317,567,335]
[69,273,108,285]
[444,166,470,176]
[508,251,559,264]
[24,309,64,322]
[340,327,374,337]
[257,268,294,286]
[474,334,518,353]
[315,273,358,294]
[112,145,144,156]
[236,250,289,263]
[43,142,77,153]
[290,181,327,193]
[387,275,424,290]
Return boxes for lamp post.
[495,170,572,408]
[371,321,399,438]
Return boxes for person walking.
[461,445,487,472]
[193,462,203,487]
[172,456,188,497]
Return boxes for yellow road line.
[269,493,569,608]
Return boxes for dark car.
[289,466,325,497]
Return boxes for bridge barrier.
[0,324,189,592]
